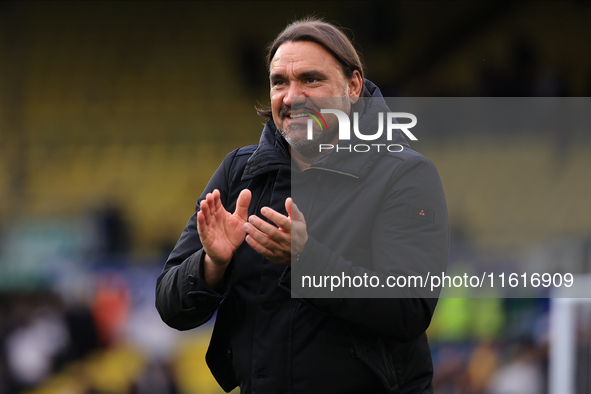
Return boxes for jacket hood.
[244,79,409,179]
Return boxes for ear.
[348,69,363,104]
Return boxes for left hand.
[243,197,308,266]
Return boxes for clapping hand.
[197,189,251,289]
[243,197,308,266]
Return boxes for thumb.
[234,189,251,221]
[286,197,305,223]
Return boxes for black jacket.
[156,81,449,394]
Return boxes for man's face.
[269,41,359,158]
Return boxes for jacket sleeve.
[284,155,449,342]
[155,150,240,331]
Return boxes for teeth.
[291,113,309,119]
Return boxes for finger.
[260,206,291,232]
[245,234,273,258]
[286,198,306,223]
[197,210,209,241]
[200,198,212,226]
[244,232,285,261]
[244,222,281,249]
[212,189,223,216]
[205,192,215,216]
[285,197,292,218]
[245,234,290,265]
[234,189,251,221]
[248,215,288,242]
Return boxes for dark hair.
[256,17,365,118]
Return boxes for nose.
[283,82,306,107]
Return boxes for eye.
[305,78,318,83]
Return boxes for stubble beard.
[280,120,338,159]
[278,93,348,159]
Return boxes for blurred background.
[1,1,591,393]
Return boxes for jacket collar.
[242,120,291,180]
[243,79,410,180]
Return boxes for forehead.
[270,41,344,75]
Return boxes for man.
[156,18,448,394]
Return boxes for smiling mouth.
[289,113,310,119]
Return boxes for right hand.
[197,189,252,266]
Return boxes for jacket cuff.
[278,236,315,293]
[292,236,342,276]
[181,249,232,308]
[279,237,326,296]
